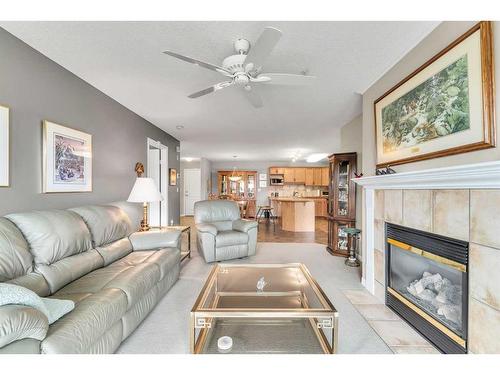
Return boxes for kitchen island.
[269,197,315,232]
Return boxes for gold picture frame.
[43,120,93,193]
[374,21,495,168]
[169,168,177,186]
[0,105,9,187]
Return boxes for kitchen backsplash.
[268,185,327,197]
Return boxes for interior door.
[184,168,201,216]
[147,139,168,227]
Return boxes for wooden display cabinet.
[217,170,257,218]
[326,152,357,257]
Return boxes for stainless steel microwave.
[269,174,284,185]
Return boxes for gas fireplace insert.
[385,223,468,354]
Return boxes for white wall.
[362,21,500,176]
[180,159,200,215]
[339,114,363,228]
[200,157,212,200]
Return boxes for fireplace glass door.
[388,243,466,337]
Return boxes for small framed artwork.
[259,180,267,188]
[43,121,92,193]
[374,21,495,168]
[0,105,9,187]
[259,173,267,181]
[169,168,177,186]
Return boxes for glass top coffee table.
[190,263,338,354]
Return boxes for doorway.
[147,138,168,227]
[183,168,201,216]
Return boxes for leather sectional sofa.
[0,202,182,354]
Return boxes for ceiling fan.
[162,27,316,108]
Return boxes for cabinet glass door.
[221,175,228,195]
[336,160,350,217]
[247,174,256,198]
[335,222,350,253]
[328,163,335,215]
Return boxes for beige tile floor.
[343,289,439,354]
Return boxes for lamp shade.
[127,177,163,203]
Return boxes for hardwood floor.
[180,215,328,247]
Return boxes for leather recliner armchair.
[194,200,258,263]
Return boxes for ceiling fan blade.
[163,50,232,77]
[259,73,316,85]
[244,27,282,75]
[188,81,233,99]
[243,86,263,108]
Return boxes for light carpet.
[116,242,392,354]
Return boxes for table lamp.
[127,162,163,231]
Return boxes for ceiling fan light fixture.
[306,153,329,163]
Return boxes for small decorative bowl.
[217,336,233,353]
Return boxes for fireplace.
[385,223,468,354]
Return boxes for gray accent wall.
[0,27,180,222]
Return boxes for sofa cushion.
[70,205,132,247]
[55,265,133,296]
[35,249,104,294]
[108,201,143,235]
[114,248,180,280]
[55,260,160,309]
[96,238,132,266]
[5,210,92,266]
[0,218,33,282]
[216,244,249,261]
[211,220,233,232]
[194,200,240,224]
[7,273,51,297]
[104,263,160,309]
[41,288,127,354]
[216,230,249,248]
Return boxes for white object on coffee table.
[217,336,233,353]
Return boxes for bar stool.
[343,227,361,267]
[256,205,277,232]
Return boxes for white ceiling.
[1,21,439,161]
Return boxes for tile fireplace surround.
[354,160,500,354]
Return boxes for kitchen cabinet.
[294,168,305,183]
[314,198,328,217]
[283,168,295,183]
[269,166,328,186]
[321,167,329,187]
[313,168,322,186]
[305,168,314,186]
[269,167,284,175]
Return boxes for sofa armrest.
[129,230,181,251]
[196,223,218,236]
[233,219,258,233]
[0,305,48,349]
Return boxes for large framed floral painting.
[374,21,495,168]
[0,105,8,187]
[43,121,92,193]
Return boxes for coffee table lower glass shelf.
[190,263,338,354]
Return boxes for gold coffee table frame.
[190,263,339,354]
